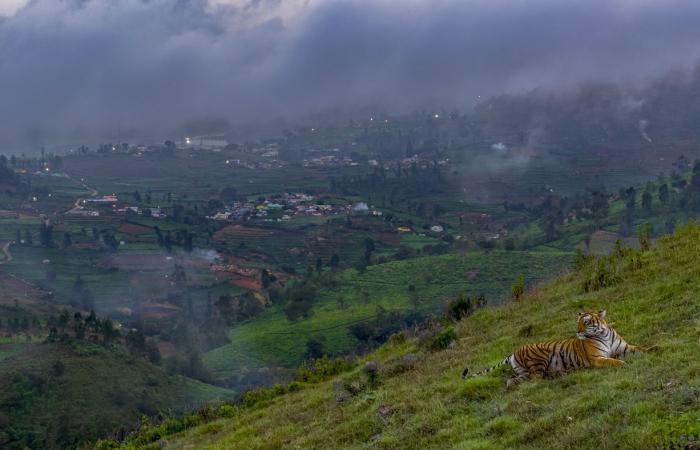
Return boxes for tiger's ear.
[598,309,607,319]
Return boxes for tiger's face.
[576,310,608,339]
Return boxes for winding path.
[63,173,99,214]
[0,241,13,265]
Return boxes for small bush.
[387,331,407,346]
[427,326,457,351]
[447,294,472,321]
[638,222,653,251]
[195,422,224,436]
[217,404,237,418]
[574,248,592,270]
[582,258,616,292]
[511,275,525,301]
[363,360,379,387]
[382,354,419,377]
[295,356,354,383]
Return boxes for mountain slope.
[0,341,233,450]
[115,224,700,450]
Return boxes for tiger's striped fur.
[461,310,645,387]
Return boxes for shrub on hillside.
[446,293,485,321]
[580,241,644,292]
[382,354,419,377]
[511,274,525,301]
[575,248,593,270]
[427,326,457,351]
[295,356,355,383]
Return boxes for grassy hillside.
[0,341,233,450]
[115,224,700,449]
[203,250,573,385]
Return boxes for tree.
[39,223,54,248]
[590,189,609,228]
[52,360,65,377]
[126,329,146,354]
[154,226,164,247]
[164,231,172,251]
[638,223,653,251]
[620,209,634,237]
[641,191,653,214]
[504,238,515,251]
[305,338,325,359]
[665,217,677,234]
[183,231,194,252]
[658,183,669,205]
[447,294,474,321]
[145,340,162,365]
[624,186,636,209]
[363,238,375,265]
[80,289,95,311]
[102,231,119,251]
[511,274,525,301]
[219,186,238,204]
[261,269,276,289]
[207,198,224,214]
[543,213,560,240]
[686,160,700,211]
[72,275,85,292]
[282,282,317,322]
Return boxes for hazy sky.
[2,0,700,150]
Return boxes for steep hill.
[0,341,232,450]
[106,224,700,449]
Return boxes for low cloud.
[2,0,700,151]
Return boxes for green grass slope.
[0,341,233,450]
[204,250,573,384]
[126,223,700,450]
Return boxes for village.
[206,193,378,222]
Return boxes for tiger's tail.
[461,355,512,379]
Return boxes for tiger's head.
[576,310,609,339]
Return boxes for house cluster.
[224,159,286,170]
[249,144,281,158]
[398,154,450,169]
[207,193,366,222]
[180,135,229,151]
[66,207,100,217]
[85,195,119,204]
[114,206,166,218]
[67,194,166,219]
[302,155,359,168]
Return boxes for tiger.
[461,310,646,388]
